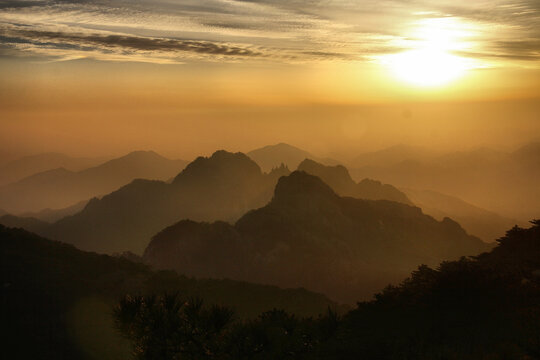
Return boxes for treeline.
[0,224,336,359]
[116,220,540,359]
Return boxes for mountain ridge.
[247,143,339,172]
[0,150,188,214]
[144,171,489,303]
[298,158,412,205]
[348,142,540,221]
[39,150,279,254]
[0,152,106,186]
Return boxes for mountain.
[349,142,540,221]
[247,143,339,172]
[144,171,488,303]
[403,188,522,242]
[40,150,280,254]
[512,141,540,164]
[0,214,49,233]
[322,220,540,359]
[18,199,89,223]
[1,224,337,359]
[350,144,438,168]
[297,159,412,205]
[0,151,188,214]
[0,152,105,186]
[117,221,540,360]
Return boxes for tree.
[114,293,234,360]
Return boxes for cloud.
[457,39,540,62]
[0,0,538,65]
[5,28,264,57]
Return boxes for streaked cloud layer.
[1,0,538,66]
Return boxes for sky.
[1,0,539,160]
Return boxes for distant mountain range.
[144,171,489,303]
[294,158,514,242]
[348,142,540,221]
[0,152,106,186]
[0,200,89,236]
[1,148,503,256]
[298,159,412,205]
[0,214,49,234]
[10,152,429,255]
[0,151,188,214]
[247,143,339,172]
[17,199,89,223]
[1,224,336,359]
[37,150,282,254]
[403,188,522,242]
[351,144,441,168]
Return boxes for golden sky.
[0,0,539,159]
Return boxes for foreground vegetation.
[116,220,540,359]
[0,225,336,359]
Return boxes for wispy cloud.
[0,25,267,61]
[0,0,538,65]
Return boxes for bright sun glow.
[382,18,476,87]
[386,49,469,86]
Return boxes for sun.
[385,49,469,87]
[381,18,475,87]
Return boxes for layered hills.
[40,151,281,253]
[247,143,339,172]
[0,151,187,214]
[1,150,494,260]
[403,188,521,242]
[144,171,489,303]
[117,221,540,359]
[297,159,412,205]
[0,152,105,186]
[349,142,540,221]
[1,224,337,359]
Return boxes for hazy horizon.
[2,0,540,164]
[2,98,540,164]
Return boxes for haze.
[1,0,540,162]
[2,1,540,359]
[1,100,539,163]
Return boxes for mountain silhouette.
[39,150,280,254]
[247,143,339,172]
[0,151,188,214]
[403,188,521,241]
[0,152,105,186]
[349,142,540,221]
[144,171,489,303]
[115,221,540,360]
[1,224,336,359]
[351,144,439,168]
[332,220,540,358]
[297,159,412,205]
[0,214,49,233]
[17,199,89,223]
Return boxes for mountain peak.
[119,150,165,161]
[298,159,354,187]
[247,143,314,172]
[94,150,170,170]
[254,143,307,153]
[173,150,262,185]
[271,171,338,206]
